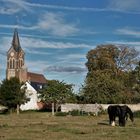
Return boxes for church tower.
[6,29,27,82]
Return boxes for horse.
[107,105,134,126]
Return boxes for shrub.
[55,112,68,116]
[69,110,88,116]
[133,111,140,118]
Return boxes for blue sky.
[0,0,140,92]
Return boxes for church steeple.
[12,28,21,52]
[6,29,27,82]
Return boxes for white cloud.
[108,0,140,12]
[116,28,140,37]
[0,11,78,37]
[27,0,140,14]
[0,36,91,53]
[0,7,20,15]
[107,0,140,14]
[106,40,140,52]
[0,0,31,14]
[1,0,140,15]
[0,24,37,30]
[20,37,91,49]
[37,12,78,36]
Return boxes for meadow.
[0,112,140,140]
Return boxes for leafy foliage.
[39,80,75,104]
[81,44,140,104]
[0,77,28,113]
[39,80,76,114]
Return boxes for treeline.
[79,44,140,104]
[0,44,140,114]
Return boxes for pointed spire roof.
[12,28,21,52]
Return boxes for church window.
[13,59,15,69]
[21,60,23,67]
[16,61,18,68]
[10,59,12,69]
[19,59,21,68]
[7,61,9,68]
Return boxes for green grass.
[0,112,140,140]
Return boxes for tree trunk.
[52,102,55,116]
[56,103,60,113]
[17,104,20,115]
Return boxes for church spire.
[12,28,21,52]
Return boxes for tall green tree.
[129,62,140,103]
[39,80,76,115]
[0,77,28,114]
[82,44,139,104]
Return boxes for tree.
[82,44,139,104]
[39,80,76,115]
[86,44,139,76]
[0,77,28,114]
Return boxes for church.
[6,28,47,110]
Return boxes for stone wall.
[61,103,140,113]
[61,103,102,114]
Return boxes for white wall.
[61,103,140,113]
[20,82,39,110]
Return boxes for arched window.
[10,59,12,69]
[21,60,23,67]
[13,59,15,69]
[7,61,9,69]
[16,61,18,68]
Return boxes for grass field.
[0,112,140,140]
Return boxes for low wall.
[61,103,101,113]
[61,103,140,113]
[101,104,140,112]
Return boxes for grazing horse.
[107,105,134,126]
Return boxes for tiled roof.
[27,72,47,84]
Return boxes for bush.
[55,112,68,116]
[55,109,107,117]
[69,110,88,116]
[133,111,140,118]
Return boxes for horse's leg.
[125,114,128,121]
[111,116,116,126]
[119,116,126,126]
[111,121,115,126]
[109,114,112,125]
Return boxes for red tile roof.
[27,72,47,84]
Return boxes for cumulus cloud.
[45,66,87,74]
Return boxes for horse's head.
[126,106,134,122]
[130,114,134,122]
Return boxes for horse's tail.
[126,106,134,122]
